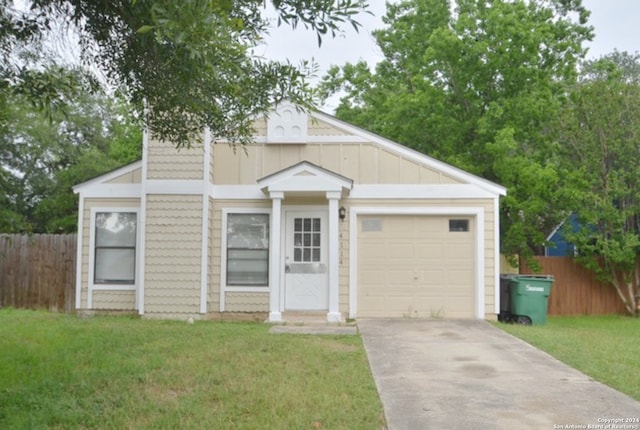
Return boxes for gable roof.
[72,160,142,194]
[258,161,353,194]
[308,110,506,197]
[72,106,507,199]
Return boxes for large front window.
[94,212,137,284]
[226,213,269,286]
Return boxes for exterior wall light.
[339,206,346,222]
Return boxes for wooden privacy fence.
[0,234,76,312]
[521,256,627,316]
[0,236,629,316]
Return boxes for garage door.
[357,215,475,318]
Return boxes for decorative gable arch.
[257,161,353,196]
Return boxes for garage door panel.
[358,296,385,314]
[415,244,446,259]
[359,243,387,259]
[358,215,475,318]
[444,297,474,318]
[386,271,416,287]
[360,270,386,284]
[447,268,473,282]
[389,297,437,314]
[388,243,414,256]
[418,270,446,284]
[445,243,474,259]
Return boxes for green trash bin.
[509,275,553,325]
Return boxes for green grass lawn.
[0,309,384,429]
[497,315,640,401]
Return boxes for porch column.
[268,192,284,322]
[326,191,342,322]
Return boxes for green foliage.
[320,0,593,262]
[554,52,640,314]
[0,0,370,233]
[0,90,142,233]
[2,0,368,147]
[0,309,384,429]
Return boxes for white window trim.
[88,207,141,309]
[348,206,486,320]
[220,208,272,312]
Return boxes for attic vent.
[267,102,308,144]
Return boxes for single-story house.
[73,102,506,322]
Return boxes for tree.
[320,0,593,264]
[1,0,368,147]
[555,52,640,315]
[0,90,141,233]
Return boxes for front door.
[284,210,328,310]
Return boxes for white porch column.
[326,191,343,322]
[268,192,284,322]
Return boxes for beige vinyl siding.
[212,143,463,185]
[252,117,268,135]
[144,195,203,315]
[146,137,204,180]
[210,142,215,183]
[339,216,350,315]
[105,168,142,184]
[92,290,136,310]
[207,196,214,312]
[209,201,223,312]
[224,292,269,312]
[308,118,350,136]
[79,198,141,310]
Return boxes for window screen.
[94,212,137,284]
[227,213,269,286]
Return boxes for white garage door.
[357,215,475,318]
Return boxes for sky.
[258,0,640,112]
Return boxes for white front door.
[284,210,328,310]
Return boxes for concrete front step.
[269,325,358,335]
[268,312,358,334]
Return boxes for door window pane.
[293,217,321,262]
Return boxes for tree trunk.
[611,269,637,316]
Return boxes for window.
[227,213,269,286]
[293,217,321,262]
[94,212,137,284]
[449,219,470,232]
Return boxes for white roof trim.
[310,111,506,197]
[72,161,142,194]
[257,161,353,194]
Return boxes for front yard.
[497,315,640,401]
[0,309,384,429]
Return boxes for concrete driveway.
[358,319,640,430]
